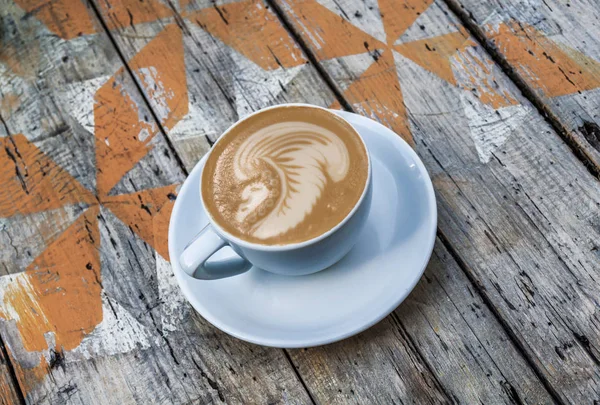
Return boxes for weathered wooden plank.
[443,0,600,172]
[95,0,555,403]
[272,0,600,402]
[289,239,555,404]
[0,1,314,403]
[397,240,556,404]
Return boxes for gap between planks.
[282,350,318,405]
[440,0,600,180]
[264,0,569,403]
[387,311,457,403]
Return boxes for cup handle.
[179,224,252,280]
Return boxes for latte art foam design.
[232,122,350,239]
[203,106,368,245]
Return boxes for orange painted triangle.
[189,0,307,70]
[394,31,473,85]
[94,73,156,196]
[101,185,177,260]
[0,134,95,217]
[14,0,97,39]
[378,0,434,45]
[3,207,101,352]
[331,51,412,145]
[95,25,187,196]
[489,21,600,98]
[129,24,189,132]
[282,0,385,60]
[96,0,173,30]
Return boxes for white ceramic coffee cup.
[179,104,372,279]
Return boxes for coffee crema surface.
[202,106,368,245]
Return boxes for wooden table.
[1,0,599,403]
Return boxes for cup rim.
[199,103,372,252]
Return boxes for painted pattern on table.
[0,8,185,397]
[1,0,311,397]
[0,0,192,397]
[1,0,600,398]
[276,0,600,161]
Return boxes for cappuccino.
[202,106,368,245]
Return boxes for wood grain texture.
[289,239,554,404]
[0,1,313,403]
[0,0,595,403]
[272,0,600,402]
[443,0,600,172]
[95,0,555,403]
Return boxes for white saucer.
[168,110,437,348]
